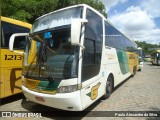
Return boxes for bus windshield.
[23,28,78,80]
[22,6,83,80]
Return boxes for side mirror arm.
[78,43,85,50]
[71,19,88,50]
[9,33,29,52]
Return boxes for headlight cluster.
[57,84,81,93]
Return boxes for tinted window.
[83,39,95,65]
[105,21,137,52]
[82,9,103,81]
[1,21,30,49]
[116,31,124,50]
[85,9,102,41]
[105,22,117,48]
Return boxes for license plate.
[35,96,45,102]
[26,79,40,90]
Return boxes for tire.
[102,75,113,100]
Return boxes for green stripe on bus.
[117,49,130,75]
[38,80,61,91]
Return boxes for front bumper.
[22,85,83,111]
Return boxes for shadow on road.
[21,96,103,119]
[0,93,25,105]
[146,63,160,66]
[113,76,131,93]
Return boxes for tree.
[135,41,160,55]
[1,0,106,23]
[1,0,59,23]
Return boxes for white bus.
[9,4,138,111]
[151,50,160,65]
[137,47,143,71]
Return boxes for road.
[0,62,160,120]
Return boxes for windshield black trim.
[23,74,77,81]
[30,25,71,37]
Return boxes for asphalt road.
[0,62,160,120]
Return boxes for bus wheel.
[102,76,113,100]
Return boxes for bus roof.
[1,16,32,29]
[33,4,136,47]
[35,4,105,21]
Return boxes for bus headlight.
[57,84,81,93]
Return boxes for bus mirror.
[9,33,29,52]
[71,19,88,49]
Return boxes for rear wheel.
[102,76,113,99]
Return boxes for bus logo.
[86,82,101,100]
[26,79,40,90]
[91,82,101,100]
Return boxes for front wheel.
[102,76,113,100]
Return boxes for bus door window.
[82,9,103,81]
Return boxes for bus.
[150,50,160,65]
[0,16,32,98]
[137,47,143,71]
[9,4,138,111]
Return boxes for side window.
[82,9,103,81]
[129,41,132,51]
[105,22,117,48]
[85,10,102,41]
[125,39,130,51]
[83,39,95,65]
[1,21,30,49]
[125,39,137,52]
[116,30,124,50]
[105,21,136,52]
[115,32,131,51]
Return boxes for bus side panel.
[105,48,130,87]
[116,49,130,75]
[4,68,22,97]
[1,49,23,98]
[105,48,120,86]
[0,68,5,98]
[127,52,138,74]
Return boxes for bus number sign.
[5,55,22,60]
